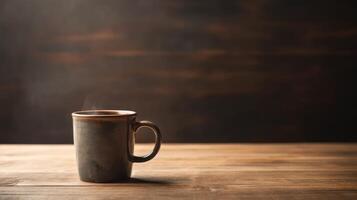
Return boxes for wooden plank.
[0,144,357,199]
[1,1,357,143]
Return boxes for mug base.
[79,176,131,183]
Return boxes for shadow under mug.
[72,110,162,183]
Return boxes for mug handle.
[129,120,162,163]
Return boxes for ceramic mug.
[72,110,161,182]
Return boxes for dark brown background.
[1,0,356,143]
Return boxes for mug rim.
[72,110,136,118]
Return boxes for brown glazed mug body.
[72,110,161,183]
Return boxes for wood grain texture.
[0,144,357,199]
[1,0,357,143]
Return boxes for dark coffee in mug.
[72,110,161,183]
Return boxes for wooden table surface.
[0,144,357,199]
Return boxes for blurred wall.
[0,0,356,143]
